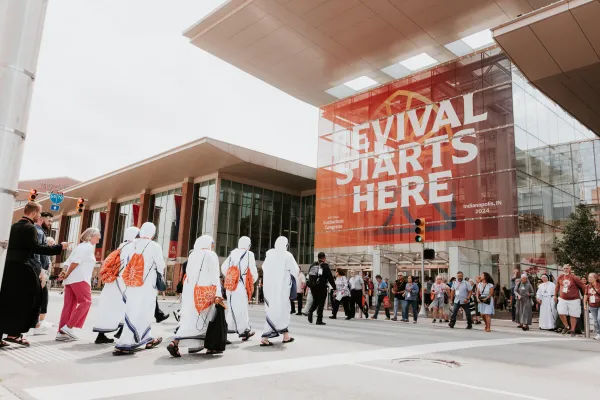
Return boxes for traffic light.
[415,218,425,243]
[28,189,37,201]
[76,198,85,213]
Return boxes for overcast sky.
[21,0,318,181]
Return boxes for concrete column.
[54,215,69,264]
[100,200,117,261]
[372,248,381,278]
[0,0,49,287]
[173,179,194,291]
[137,189,151,228]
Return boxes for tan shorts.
[557,298,581,316]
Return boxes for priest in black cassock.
[0,202,67,347]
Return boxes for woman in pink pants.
[57,227,100,341]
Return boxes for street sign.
[50,204,60,211]
[49,191,64,205]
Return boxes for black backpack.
[307,262,321,288]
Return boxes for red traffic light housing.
[414,218,425,243]
[76,198,85,213]
[28,189,38,201]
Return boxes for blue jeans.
[393,298,407,319]
[590,306,600,334]
[403,299,418,321]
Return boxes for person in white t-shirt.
[291,271,306,316]
[56,228,100,341]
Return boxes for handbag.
[383,296,392,309]
[478,283,491,305]
[156,267,167,291]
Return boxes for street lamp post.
[0,0,49,288]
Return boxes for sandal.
[167,342,181,358]
[5,335,30,347]
[282,338,295,344]
[206,350,223,354]
[113,349,136,356]
[241,331,255,341]
[260,341,273,347]
[145,337,163,349]
[0,340,10,348]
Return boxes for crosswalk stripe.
[25,337,557,400]
[0,341,81,365]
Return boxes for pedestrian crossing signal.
[415,218,425,243]
[28,189,37,201]
[76,198,85,213]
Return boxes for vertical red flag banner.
[168,195,182,259]
[315,51,518,248]
[132,204,140,227]
[95,212,107,261]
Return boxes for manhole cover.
[393,358,461,368]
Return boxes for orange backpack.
[223,251,247,292]
[245,272,254,301]
[122,242,151,287]
[99,249,121,283]
[194,285,216,313]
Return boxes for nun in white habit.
[221,236,258,340]
[114,222,165,355]
[167,235,221,357]
[93,226,139,344]
[260,236,299,346]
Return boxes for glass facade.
[315,47,599,284]
[513,67,596,276]
[217,179,302,261]
[112,198,140,251]
[149,188,182,261]
[188,179,217,252]
[63,214,81,260]
[299,195,316,264]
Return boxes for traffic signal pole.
[418,242,428,317]
[0,0,49,288]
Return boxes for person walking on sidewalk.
[57,228,100,340]
[391,273,406,322]
[371,275,391,320]
[291,270,306,316]
[402,275,420,323]
[307,252,335,325]
[33,211,55,334]
[348,270,367,319]
[448,271,473,329]
[330,269,351,320]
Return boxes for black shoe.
[329,316,337,319]
[308,314,313,324]
[432,319,437,323]
[226,340,232,345]
[466,325,473,330]
[156,313,169,324]
[95,334,114,344]
[316,321,326,326]
[295,313,303,316]
[448,323,455,329]
[345,317,352,320]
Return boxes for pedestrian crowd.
[2,202,599,355]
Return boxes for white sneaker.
[60,326,79,340]
[55,332,72,341]
[594,334,600,340]
[39,321,53,328]
[33,325,48,335]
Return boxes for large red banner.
[316,56,517,248]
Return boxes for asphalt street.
[1,292,599,400]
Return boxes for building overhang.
[493,0,600,136]
[184,0,555,107]
[13,137,316,220]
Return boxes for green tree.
[552,204,600,277]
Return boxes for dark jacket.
[0,217,62,334]
[310,261,336,291]
[33,224,50,273]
